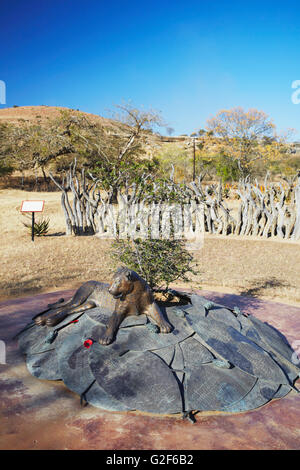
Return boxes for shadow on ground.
[239,277,291,298]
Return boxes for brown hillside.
[0,105,187,143]
[0,105,115,127]
[0,105,172,162]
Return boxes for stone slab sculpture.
[16,267,300,419]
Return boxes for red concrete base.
[0,289,299,450]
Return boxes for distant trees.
[205,107,291,177]
[0,104,164,189]
[0,123,14,177]
[155,144,190,180]
[45,105,166,234]
[153,107,292,183]
[89,103,164,194]
[0,113,75,186]
[0,104,296,188]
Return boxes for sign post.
[20,200,45,242]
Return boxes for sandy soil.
[0,189,300,306]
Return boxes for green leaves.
[22,216,50,237]
[110,237,199,292]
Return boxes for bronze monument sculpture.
[17,267,300,420]
[34,267,172,345]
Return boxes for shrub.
[0,161,14,177]
[110,237,199,292]
[215,155,241,183]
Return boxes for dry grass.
[195,234,300,306]
[1,189,300,306]
[0,105,114,127]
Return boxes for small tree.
[0,115,76,187]
[0,123,20,177]
[154,143,191,181]
[110,237,199,293]
[205,107,291,177]
[215,154,241,183]
[91,103,165,194]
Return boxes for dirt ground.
[1,189,300,306]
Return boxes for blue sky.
[1,0,300,138]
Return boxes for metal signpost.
[20,200,45,241]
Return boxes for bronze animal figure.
[34,267,172,345]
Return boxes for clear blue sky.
[1,0,300,138]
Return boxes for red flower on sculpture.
[83,339,94,349]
